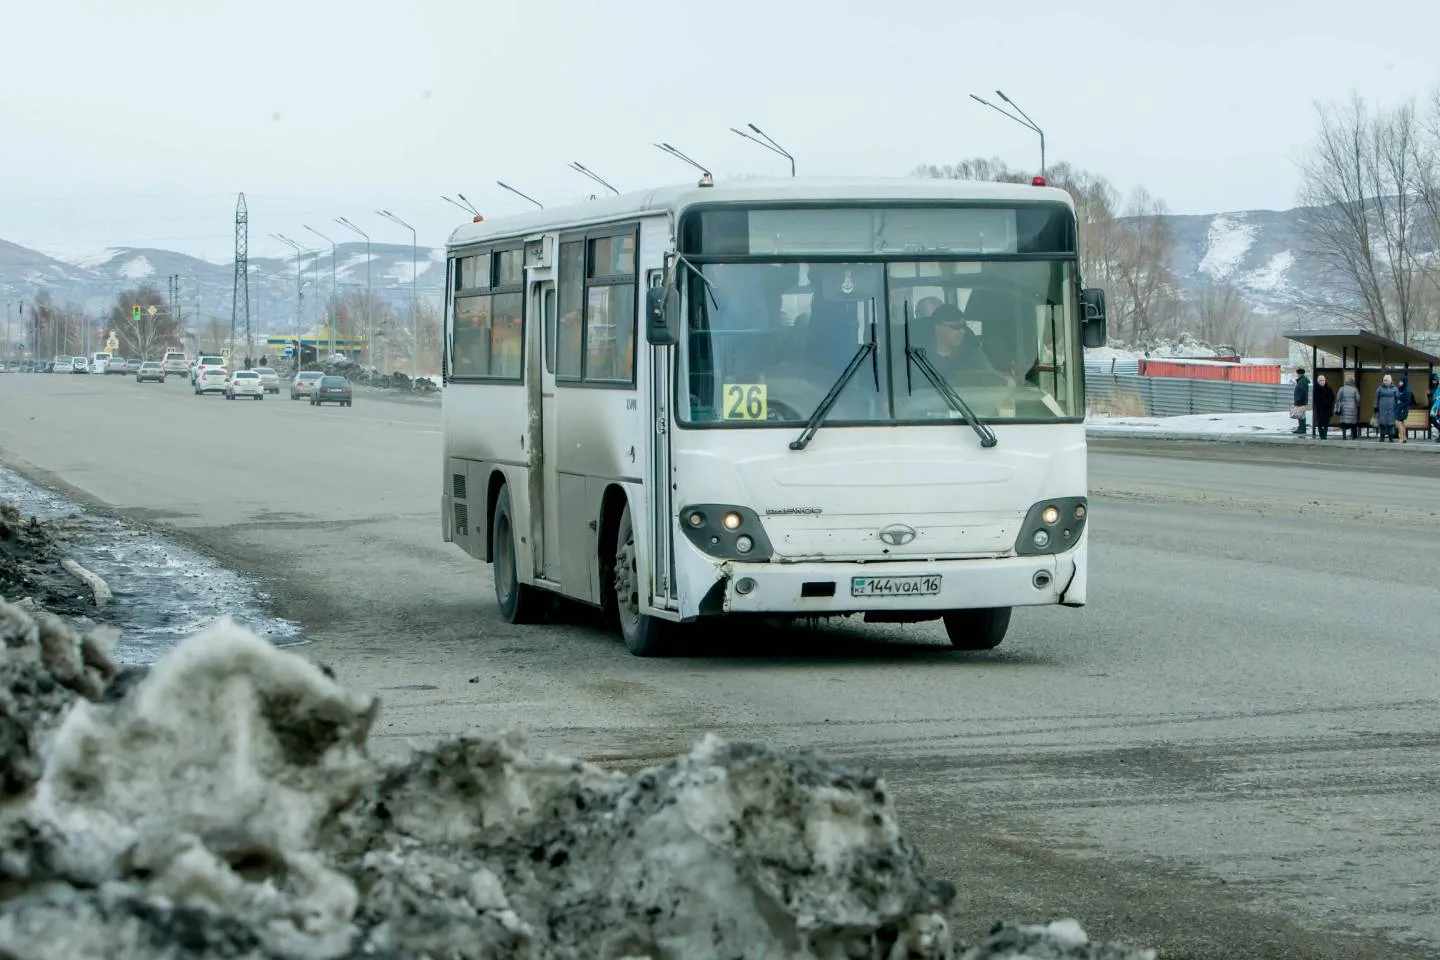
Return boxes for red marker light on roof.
[472,214,485,222]
[1032,176,1047,186]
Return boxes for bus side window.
[543,287,557,373]
[557,241,584,379]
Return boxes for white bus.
[441,176,1107,656]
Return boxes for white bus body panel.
[666,424,1086,619]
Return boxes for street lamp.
[335,216,371,367]
[376,209,418,383]
[270,233,306,370]
[968,90,1046,178]
[304,224,338,359]
[729,123,795,176]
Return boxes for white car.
[162,351,188,376]
[253,366,280,394]
[70,356,90,373]
[191,355,225,384]
[225,370,264,400]
[194,366,229,395]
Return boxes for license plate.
[850,575,942,598]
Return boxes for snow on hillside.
[1243,250,1295,293]
[118,255,155,279]
[1198,214,1257,280]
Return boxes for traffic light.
[132,305,141,323]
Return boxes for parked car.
[162,351,188,376]
[290,370,325,400]
[225,370,264,400]
[70,356,90,373]
[191,355,225,384]
[194,367,229,395]
[136,361,166,383]
[253,366,280,394]
[310,376,353,406]
[91,352,114,374]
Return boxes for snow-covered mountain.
[0,241,445,333]
[0,201,1398,328]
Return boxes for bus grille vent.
[452,473,467,501]
[454,502,469,538]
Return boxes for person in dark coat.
[1396,375,1415,443]
[1429,373,1440,441]
[1375,374,1400,442]
[1291,367,1310,435]
[1312,374,1336,439]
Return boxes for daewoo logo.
[878,524,917,546]
[765,507,822,516]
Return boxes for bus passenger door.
[535,281,561,581]
[647,269,677,611]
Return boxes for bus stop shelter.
[1284,329,1438,439]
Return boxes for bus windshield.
[679,258,1082,426]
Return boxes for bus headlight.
[679,504,774,562]
[1014,497,1087,556]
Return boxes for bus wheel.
[612,503,672,657]
[942,607,1010,651]
[492,485,540,624]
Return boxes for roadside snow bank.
[0,603,1154,959]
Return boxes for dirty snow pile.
[311,357,440,393]
[0,602,1153,959]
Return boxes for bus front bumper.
[706,550,1082,616]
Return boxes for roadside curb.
[1086,428,1440,454]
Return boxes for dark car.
[311,376,353,407]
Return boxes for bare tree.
[199,318,230,353]
[1296,92,1440,342]
[107,284,178,359]
[1186,280,1258,355]
[914,157,1181,342]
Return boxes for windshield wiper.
[790,318,878,451]
[901,300,998,448]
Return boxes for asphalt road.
[3,371,1438,959]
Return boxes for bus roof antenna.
[441,195,479,216]
[496,181,544,209]
[456,192,481,214]
[569,162,620,195]
[655,143,713,187]
[730,123,795,176]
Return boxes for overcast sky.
[2,0,1437,263]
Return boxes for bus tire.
[492,485,541,624]
[611,502,672,657]
[943,607,1010,651]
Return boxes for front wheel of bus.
[943,607,1011,651]
[612,503,672,657]
[492,486,541,624]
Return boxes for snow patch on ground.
[1085,336,1223,362]
[0,606,1158,959]
[1087,411,1295,436]
[1198,214,1257,280]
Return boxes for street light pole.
[376,209,418,383]
[335,216,371,366]
[271,233,305,370]
[968,90,1046,178]
[304,224,338,359]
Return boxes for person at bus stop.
[1312,373,1335,440]
[1374,374,1400,442]
[1334,375,1361,440]
[1395,374,1415,443]
[1290,367,1309,435]
[1429,373,1440,440]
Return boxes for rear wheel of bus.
[610,502,673,657]
[491,485,541,624]
[943,607,1010,651]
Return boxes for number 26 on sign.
[723,383,767,420]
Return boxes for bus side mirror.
[646,284,680,346]
[1081,288,1107,348]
